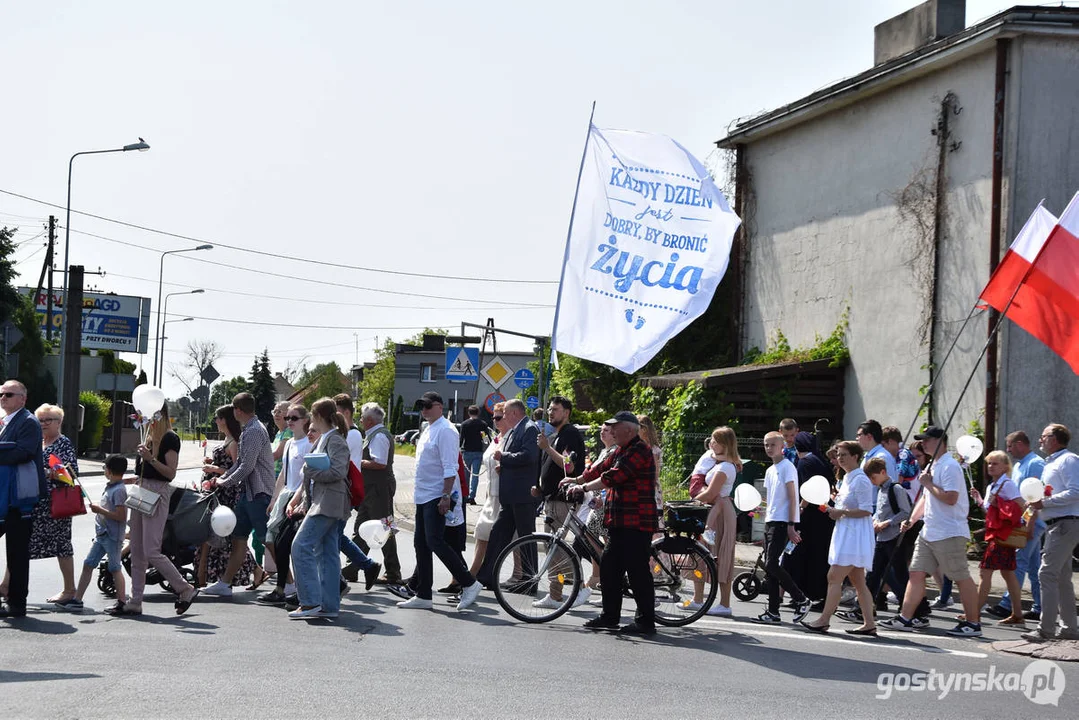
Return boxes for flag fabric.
[980,192,1079,373]
[551,126,741,373]
[978,203,1057,310]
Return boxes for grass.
[394,443,416,457]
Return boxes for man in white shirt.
[858,419,896,507]
[753,431,810,625]
[1023,423,1079,642]
[883,426,982,637]
[397,392,482,611]
[348,402,402,585]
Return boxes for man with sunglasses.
[0,380,46,619]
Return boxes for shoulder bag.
[124,447,162,516]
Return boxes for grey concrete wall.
[741,49,997,438]
[998,35,1079,444]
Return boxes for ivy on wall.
[742,306,850,368]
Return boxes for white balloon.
[1019,477,1046,503]
[955,435,984,464]
[210,506,237,537]
[800,475,831,506]
[733,484,763,512]
[132,384,166,416]
[358,519,390,549]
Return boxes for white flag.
[551,126,741,373]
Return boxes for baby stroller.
[98,488,220,597]
[732,547,767,601]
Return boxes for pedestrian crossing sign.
[445,347,479,381]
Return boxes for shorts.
[233,493,271,540]
[910,535,970,581]
[84,534,123,573]
[265,490,294,545]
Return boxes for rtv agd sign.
[19,288,151,353]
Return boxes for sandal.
[245,568,269,592]
[799,620,830,633]
[175,589,200,616]
[46,592,75,604]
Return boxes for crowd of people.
[0,376,1076,646]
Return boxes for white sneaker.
[202,581,233,597]
[707,604,733,617]
[684,601,704,611]
[532,594,562,609]
[456,582,482,611]
[283,583,297,596]
[397,596,433,610]
[886,592,899,604]
[571,588,592,608]
[288,606,322,619]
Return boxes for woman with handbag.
[123,403,199,617]
[3,405,80,608]
[691,426,742,617]
[968,451,1027,628]
[286,398,353,619]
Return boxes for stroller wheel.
[96,567,116,598]
[733,572,761,601]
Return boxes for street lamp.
[157,289,204,384]
[159,317,195,386]
[57,138,151,405]
[153,246,212,385]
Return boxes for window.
[420,363,436,383]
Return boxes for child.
[68,455,129,614]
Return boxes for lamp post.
[158,289,204,384]
[159,317,194,388]
[57,138,150,404]
[153,246,212,385]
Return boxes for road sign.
[526,395,539,410]
[481,356,512,389]
[191,385,210,403]
[513,368,535,389]
[201,363,220,385]
[484,392,506,414]
[445,347,479,381]
[95,373,136,392]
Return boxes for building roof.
[716,6,1079,148]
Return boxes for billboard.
[19,288,151,354]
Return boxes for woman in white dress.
[801,440,877,636]
[691,426,741,616]
[468,403,508,578]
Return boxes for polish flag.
[979,192,1079,373]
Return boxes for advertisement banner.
[19,288,151,353]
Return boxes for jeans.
[463,451,484,501]
[938,576,953,603]
[998,517,1046,612]
[600,528,655,626]
[338,519,376,570]
[764,522,806,614]
[292,513,342,613]
[413,499,475,600]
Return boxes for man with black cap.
[562,411,659,636]
[881,426,982,637]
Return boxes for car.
[395,429,420,445]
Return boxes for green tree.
[295,361,347,402]
[1,227,56,402]
[209,375,251,413]
[0,227,25,323]
[250,349,276,424]
[357,337,396,409]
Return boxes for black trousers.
[0,509,33,611]
[600,527,655,627]
[867,537,911,604]
[477,501,538,588]
[274,516,300,592]
[765,522,806,614]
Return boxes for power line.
[67,227,553,308]
[164,312,454,331]
[0,187,558,285]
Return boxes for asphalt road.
[1,467,1075,719]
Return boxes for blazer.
[498,418,540,505]
[301,431,352,521]
[0,407,47,514]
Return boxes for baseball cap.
[420,391,444,407]
[603,411,640,426]
[914,426,945,440]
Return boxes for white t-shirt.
[365,423,391,465]
[983,475,1020,510]
[692,451,716,478]
[705,461,737,498]
[282,435,312,493]
[921,452,970,542]
[765,459,800,523]
[345,427,364,469]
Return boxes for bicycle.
[491,496,718,625]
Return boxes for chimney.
[874,0,966,66]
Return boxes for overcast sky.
[1,0,1023,398]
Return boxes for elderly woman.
[10,404,79,608]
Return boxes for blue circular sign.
[513,368,535,389]
[526,395,539,410]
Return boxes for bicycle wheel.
[650,537,717,626]
[492,534,581,623]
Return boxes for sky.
[0,0,1028,398]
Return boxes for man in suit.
[477,398,540,591]
[0,379,46,618]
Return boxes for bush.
[78,391,112,453]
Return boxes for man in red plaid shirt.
[562,411,658,636]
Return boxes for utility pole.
[46,216,56,343]
[61,265,84,454]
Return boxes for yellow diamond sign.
[481,356,512,389]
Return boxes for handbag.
[50,484,87,519]
[995,521,1030,549]
[124,483,162,516]
[348,461,365,507]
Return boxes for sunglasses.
[0,392,23,398]
[285,415,302,422]
[492,415,504,421]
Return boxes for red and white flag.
[979,192,1079,373]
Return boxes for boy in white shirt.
[753,431,811,624]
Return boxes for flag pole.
[549,101,597,370]
[901,302,984,442]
